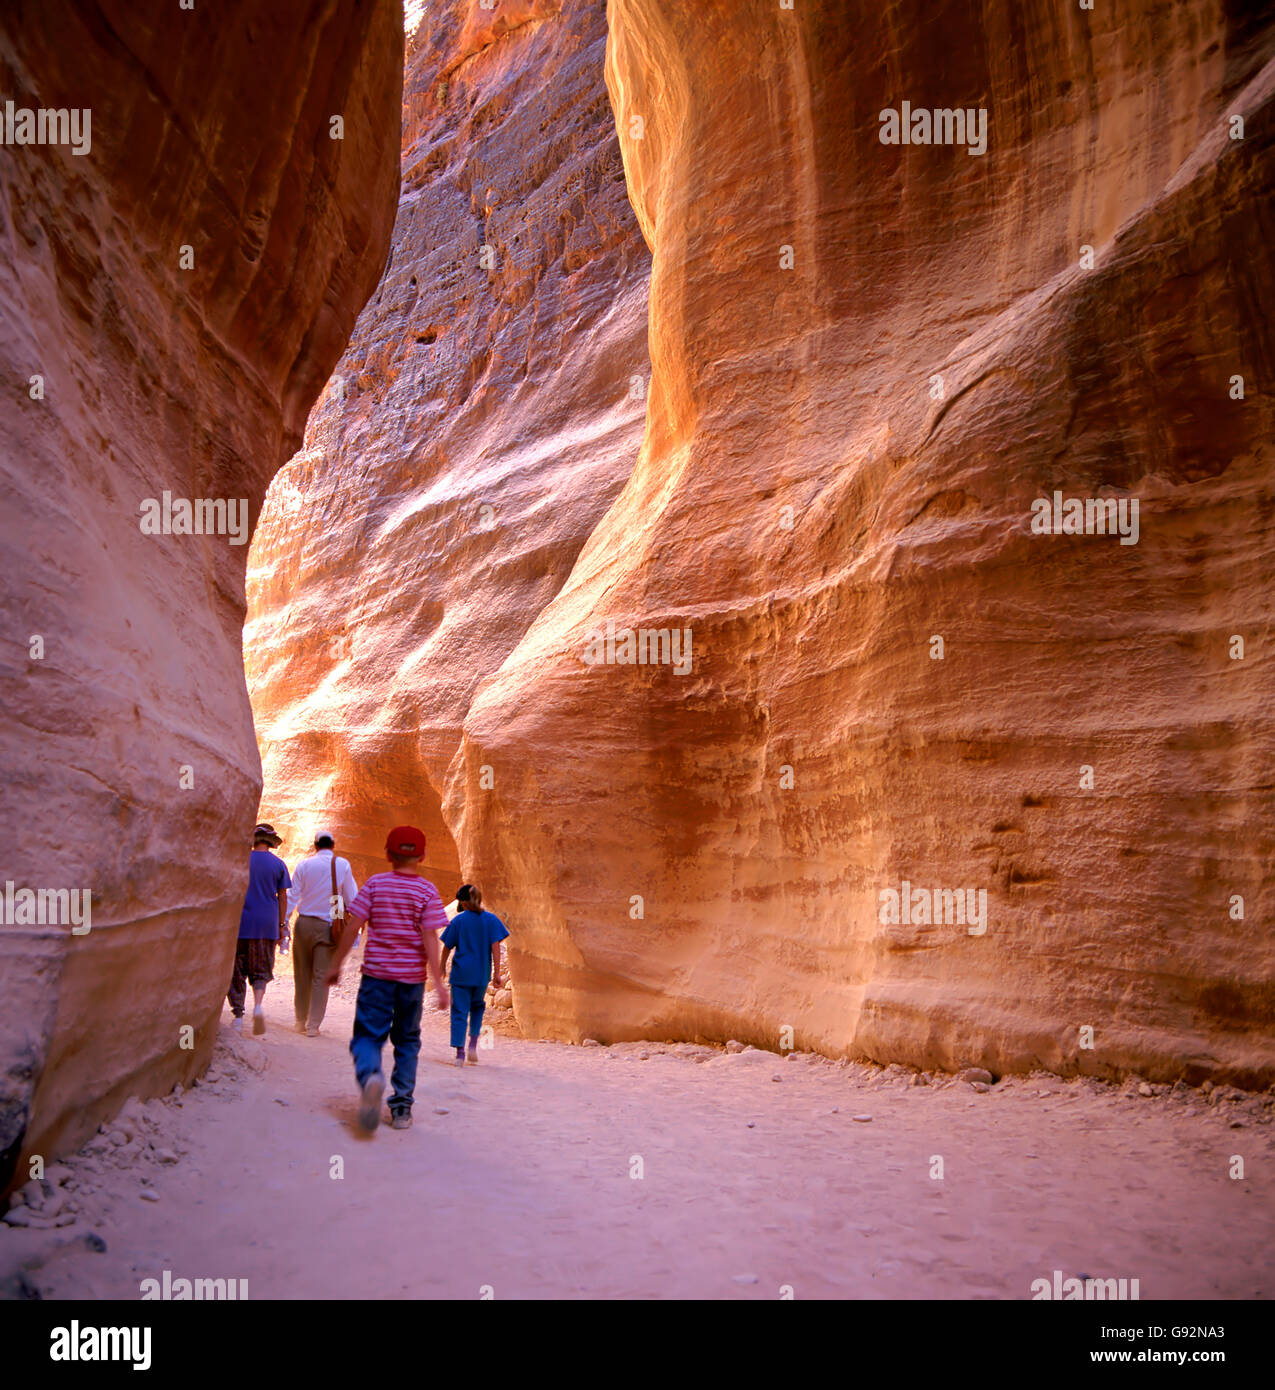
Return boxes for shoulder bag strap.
[330,852,346,944]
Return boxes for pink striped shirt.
[349,870,448,984]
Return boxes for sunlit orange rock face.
[0,0,401,1184]
[245,0,651,891]
[447,1,1275,1084]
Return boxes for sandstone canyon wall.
[249,2,1275,1089]
[0,0,402,1187]
[452,0,1275,1085]
[245,0,651,892]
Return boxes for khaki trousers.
[293,914,336,1030]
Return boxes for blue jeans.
[350,975,425,1113]
[450,982,487,1049]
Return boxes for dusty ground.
[2,969,1273,1300]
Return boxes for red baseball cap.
[385,825,426,858]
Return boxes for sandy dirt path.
[6,980,1273,1301]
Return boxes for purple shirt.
[238,849,291,940]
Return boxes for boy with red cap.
[325,825,449,1132]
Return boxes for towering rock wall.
[449,0,1275,1085]
[0,0,401,1185]
[245,0,651,891]
[245,1,1275,1088]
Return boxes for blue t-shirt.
[238,850,291,940]
[440,908,509,988]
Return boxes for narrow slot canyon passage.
[1,0,1274,1324]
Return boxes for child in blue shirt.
[439,885,508,1066]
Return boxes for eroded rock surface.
[451,1,1275,1084]
[245,0,650,890]
[248,2,1274,1088]
[0,0,401,1186]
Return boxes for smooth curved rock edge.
[253,2,1274,1089]
[0,0,403,1191]
[246,0,650,893]
[452,0,1275,1087]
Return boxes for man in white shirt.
[288,830,359,1036]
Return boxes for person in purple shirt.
[227,823,291,1035]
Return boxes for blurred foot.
[390,1111,412,1131]
[305,1025,320,1038]
[252,1007,266,1036]
[466,1040,479,1066]
[232,1016,243,1035]
[357,1074,385,1134]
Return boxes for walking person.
[440,885,508,1066]
[228,823,291,1035]
[325,826,449,1133]
[287,829,358,1036]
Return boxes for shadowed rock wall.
[0,0,402,1186]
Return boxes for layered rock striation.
[249,2,1274,1088]
[0,0,401,1186]
[245,0,651,892]
[450,0,1275,1084]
